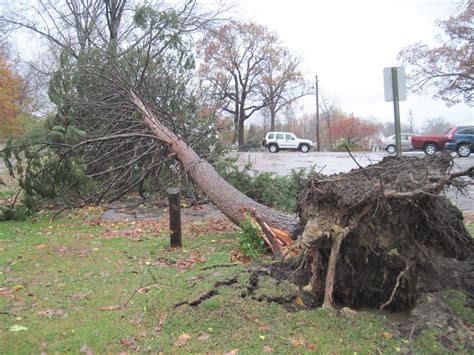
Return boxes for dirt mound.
[292,153,473,311]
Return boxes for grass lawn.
[1,208,472,354]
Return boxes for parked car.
[378,133,416,154]
[444,126,474,157]
[262,132,314,153]
[411,134,448,155]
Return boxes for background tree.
[258,47,309,132]
[319,95,341,151]
[0,55,22,138]
[421,117,452,135]
[331,115,378,148]
[198,22,277,150]
[398,3,473,106]
[379,121,413,137]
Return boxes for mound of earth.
[289,153,473,311]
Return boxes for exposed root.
[174,276,238,308]
[293,154,473,311]
[323,227,351,308]
[379,263,411,312]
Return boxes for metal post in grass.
[168,187,182,248]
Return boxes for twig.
[0,310,17,317]
[147,268,158,283]
[345,146,363,169]
[200,263,240,270]
[123,282,155,308]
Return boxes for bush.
[214,156,314,211]
[334,141,363,151]
[1,121,95,220]
[239,213,266,258]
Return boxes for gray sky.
[236,0,473,130]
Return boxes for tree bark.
[130,92,299,234]
[237,119,245,150]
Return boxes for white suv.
[262,132,314,153]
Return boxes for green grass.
[466,223,474,237]
[1,212,473,353]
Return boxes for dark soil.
[292,153,473,311]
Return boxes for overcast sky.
[234,0,473,130]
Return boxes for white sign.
[384,67,406,101]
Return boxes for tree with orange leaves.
[0,55,22,138]
[331,115,378,147]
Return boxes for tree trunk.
[237,119,245,151]
[270,104,276,132]
[130,92,298,234]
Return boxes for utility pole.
[315,75,320,151]
[408,109,414,133]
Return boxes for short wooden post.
[168,187,182,248]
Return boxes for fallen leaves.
[9,324,27,332]
[102,229,144,240]
[0,287,15,300]
[188,219,238,234]
[198,332,210,341]
[295,297,305,305]
[380,331,394,339]
[136,284,159,294]
[79,344,94,355]
[290,337,302,347]
[177,251,207,272]
[229,250,251,263]
[120,337,135,347]
[263,345,273,353]
[154,312,168,336]
[174,333,191,347]
[37,309,67,319]
[98,305,121,311]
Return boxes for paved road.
[235,151,474,213]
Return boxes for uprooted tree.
[1,0,473,312]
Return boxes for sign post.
[384,67,406,156]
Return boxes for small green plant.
[239,214,266,258]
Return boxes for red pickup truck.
[411,134,448,155]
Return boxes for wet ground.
[235,151,474,213]
[101,197,226,222]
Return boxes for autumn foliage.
[330,116,378,147]
[0,56,22,138]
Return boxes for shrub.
[239,213,266,258]
[214,156,314,211]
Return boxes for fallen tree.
[2,0,472,313]
[130,86,473,310]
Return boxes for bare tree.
[398,2,473,106]
[258,47,310,132]
[319,95,339,151]
[421,117,452,135]
[198,22,277,150]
